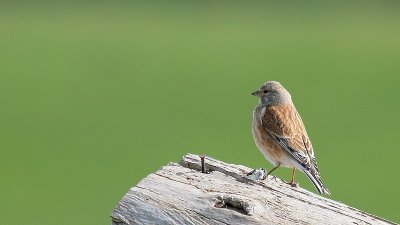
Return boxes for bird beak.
[251,90,260,96]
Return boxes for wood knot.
[214,195,254,216]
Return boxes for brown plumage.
[252,81,330,195]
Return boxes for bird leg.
[267,163,280,181]
[286,168,299,187]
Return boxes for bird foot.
[268,175,279,182]
[284,180,299,187]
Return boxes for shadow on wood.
[111,154,395,225]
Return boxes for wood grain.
[111,154,396,225]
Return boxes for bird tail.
[302,168,330,195]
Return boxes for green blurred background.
[1,1,399,224]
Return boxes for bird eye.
[263,90,269,93]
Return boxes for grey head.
[251,81,292,106]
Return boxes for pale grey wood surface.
[111,154,396,225]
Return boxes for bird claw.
[284,180,299,187]
[268,175,278,182]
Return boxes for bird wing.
[261,104,319,172]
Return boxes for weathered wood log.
[111,154,396,225]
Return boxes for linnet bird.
[251,81,330,195]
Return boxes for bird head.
[251,81,292,105]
